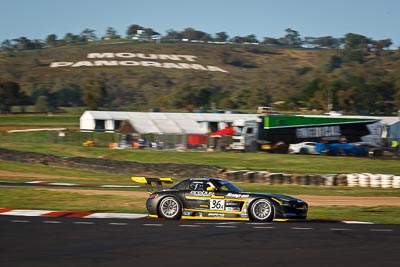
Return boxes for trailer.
[230,114,382,153]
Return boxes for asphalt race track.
[0,216,399,267]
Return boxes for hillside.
[1,41,400,113]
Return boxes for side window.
[189,181,206,191]
[174,180,189,190]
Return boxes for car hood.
[245,192,306,203]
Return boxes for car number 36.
[210,199,225,210]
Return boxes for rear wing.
[131,176,173,193]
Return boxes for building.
[79,111,258,134]
[80,110,400,140]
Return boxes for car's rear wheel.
[158,196,182,220]
[249,198,274,222]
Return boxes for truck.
[230,119,259,152]
[230,114,382,153]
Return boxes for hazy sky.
[2,0,400,47]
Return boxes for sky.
[2,0,400,48]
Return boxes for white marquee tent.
[80,111,259,134]
[80,110,400,138]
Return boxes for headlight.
[148,193,158,199]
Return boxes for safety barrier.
[224,171,400,188]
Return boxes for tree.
[64,33,78,45]
[343,33,370,51]
[12,37,36,50]
[247,81,272,107]
[126,24,144,37]
[219,97,236,109]
[33,39,44,49]
[170,85,211,110]
[81,78,107,110]
[245,34,259,43]
[229,34,259,44]
[220,49,256,68]
[215,32,229,42]
[104,27,120,39]
[281,28,302,47]
[45,34,58,47]
[337,87,357,112]
[228,85,271,109]
[326,55,342,72]
[304,36,342,49]
[0,80,25,113]
[144,28,159,36]
[181,28,212,41]
[371,39,393,56]
[1,39,13,52]
[262,37,281,46]
[55,84,83,107]
[80,28,97,42]
[163,29,182,40]
[34,95,49,113]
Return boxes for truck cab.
[230,119,259,152]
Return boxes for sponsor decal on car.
[207,213,225,217]
[189,191,214,196]
[225,207,241,212]
[226,193,250,198]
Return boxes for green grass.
[0,159,398,197]
[1,142,400,175]
[0,160,129,184]
[1,130,400,223]
[0,159,399,223]
[0,114,79,126]
[309,206,400,224]
[239,183,400,197]
[0,187,146,214]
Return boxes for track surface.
[1,216,399,267]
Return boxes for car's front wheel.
[249,198,274,222]
[158,196,182,220]
[299,147,309,154]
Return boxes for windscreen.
[213,180,243,192]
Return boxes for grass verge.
[0,160,399,223]
[1,142,400,175]
[1,187,399,224]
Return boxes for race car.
[288,142,319,154]
[132,176,308,222]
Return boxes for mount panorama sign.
[50,52,229,73]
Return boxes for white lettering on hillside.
[87,53,197,62]
[49,52,228,73]
[50,61,228,73]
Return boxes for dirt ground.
[1,170,400,207]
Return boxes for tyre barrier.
[358,173,370,187]
[224,170,400,188]
[393,176,400,188]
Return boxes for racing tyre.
[158,197,182,220]
[249,198,274,222]
[299,147,308,154]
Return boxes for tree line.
[0,25,395,52]
[1,24,399,115]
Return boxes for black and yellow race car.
[132,177,308,222]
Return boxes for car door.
[183,179,214,211]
